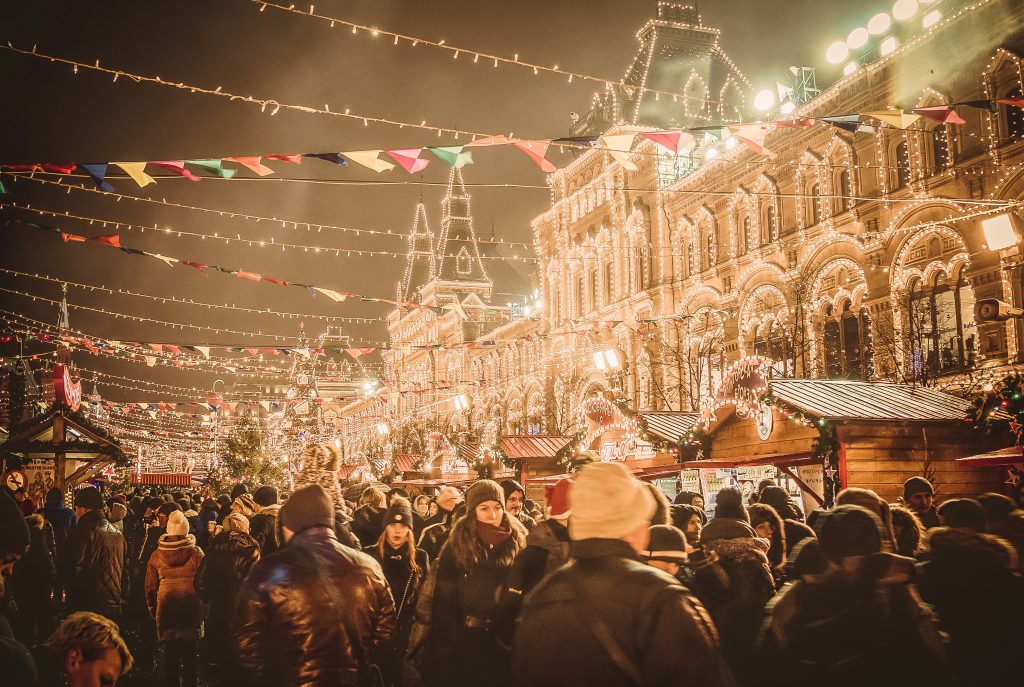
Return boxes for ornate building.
[342,0,1024,467]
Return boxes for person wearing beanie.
[195,511,259,675]
[363,497,428,686]
[837,487,897,551]
[417,485,463,561]
[500,479,536,530]
[936,498,987,532]
[292,442,361,548]
[513,463,732,687]
[229,483,251,502]
[64,486,127,623]
[712,486,750,522]
[759,504,948,685]
[409,480,526,686]
[643,482,673,526]
[249,485,283,556]
[215,493,232,523]
[40,487,75,576]
[106,501,128,534]
[640,524,689,577]
[196,497,220,550]
[236,484,397,685]
[145,510,203,687]
[759,485,805,522]
[351,486,388,547]
[903,476,940,529]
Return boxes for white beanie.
[569,462,655,541]
[165,510,190,537]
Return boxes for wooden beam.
[777,464,825,508]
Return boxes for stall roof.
[682,452,817,470]
[1,402,127,463]
[639,412,700,443]
[955,445,1024,468]
[396,454,419,473]
[501,435,573,460]
[458,442,480,463]
[770,379,971,422]
[131,473,193,486]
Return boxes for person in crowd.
[500,479,536,530]
[977,492,1024,565]
[234,484,396,686]
[215,494,232,523]
[230,483,251,503]
[145,510,203,687]
[230,493,259,520]
[352,486,388,547]
[674,490,705,512]
[916,523,1023,685]
[412,494,431,536]
[0,489,31,681]
[416,486,462,561]
[293,443,362,548]
[248,486,281,555]
[902,476,940,529]
[409,480,526,686]
[758,504,950,687]
[937,498,987,531]
[364,497,428,687]
[386,487,410,506]
[0,612,36,687]
[494,477,573,645]
[195,512,259,675]
[40,487,76,569]
[107,500,128,535]
[748,503,787,587]
[640,524,690,579]
[758,485,804,522]
[513,462,733,687]
[131,500,180,672]
[11,513,57,646]
[426,500,438,518]
[65,486,127,624]
[32,611,134,687]
[836,487,897,550]
[13,487,37,517]
[178,500,200,539]
[196,498,220,551]
[889,505,926,558]
[670,503,705,550]
[643,482,672,526]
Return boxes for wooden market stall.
[690,358,1008,511]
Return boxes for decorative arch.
[729,186,757,258]
[683,70,708,120]
[752,174,780,244]
[695,206,718,270]
[795,150,824,229]
[823,134,856,217]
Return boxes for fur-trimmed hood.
[925,526,1018,569]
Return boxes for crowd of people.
[1,444,1022,687]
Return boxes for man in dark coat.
[903,477,940,529]
[514,462,734,687]
[248,485,282,555]
[64,486,127,623]
[40,488,75,566]
[500,479,537,530]
[234,484,397,686]
[417,486,462,561]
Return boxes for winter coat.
[408,517,524,687]
[351,505,385,549]
[196,505,220,550]
[234,526,397,686]
[917,507,940,530]
[916,527,1024,686]
[194,530,260,648]
[415,510,454,562]
[365,543,429,686]
[248,504,281,556]
[782,519,816,558]
[40,498,75,566]
[494,518,571,646]
[758,552,950,687]
[11,516,57,612]
[145,534,204,642]
[513,538,734,687]
[64,509,127,620]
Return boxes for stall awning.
[500,435,573,460]
[956,446,1024,468]
[131,473,193,486]
[396,454,419,473]
[458,442,480,463]
[638,413,700,443]
[682,452,817,470]
[769,379,970,422]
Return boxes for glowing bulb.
[892,0,918,21]
[880,36,898,55]
[867,12,891,34]
[843,61,858,76]
[705,147,719,160]
[753,89,775,111]
[826,41,849,64]
[922,9,941,27]
[846,27,869,50]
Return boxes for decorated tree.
[207,413,284,493]
[283,324,326,446]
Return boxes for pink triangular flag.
[150,161,201,181]
[912,106,967,125]
[264,154,303,164]
[385,148,430,174]
[225,156,275,176]
[513,140,557,172]
[640,130,694,153]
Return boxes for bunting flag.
[186,159,237,179]
[345,348,364,359]
[150,161,201,181]
[303,153,347,166]
[290,348,311,359]
[957,100,998,113]
[145,356,157,367]
[429,146,473,168]
[77,163,113,192]
[385,148,430,174]
[819,114,861,124]
[113,162,155,187]
[165,345,182,355]
[236,271,262,281]
[343,150,395,173]
[864,110,920,129]
[181,260,208,274]
[149,253,177,267]
[262,276,288,286]
[193,346,210,359]
[264,154,302,164]
[465,135,519,147]
[913,106,967,125]
[148,343,163,353]
[599,134,638,170]
[225,156,275,176]
[996,97,1024,108]
[729,124,772,155]
[640,130,695,153]
[312,287,347,302]
[513,140,556,172]
[61,232,86,242]
[89,233,121,247]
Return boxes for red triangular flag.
[148,343,163,353]
[385,148,430,174]
[165,345,182,355]
[262,276,288,286]
[224,156,275,176]
[996,97,1024,108]
[236,271,262,281]
[513,140,557,172]
[89,233,121,248]
[150,161,201,181]
[61,233,86,242]
[640,130,694,153]
[265,154,303,164]
[345,348,363,359]
[913,106,967,125]
[181,260,208,274]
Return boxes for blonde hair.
[375,520,422,576]
[360,486,387,509]
[43,612,133,675]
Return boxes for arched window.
[589,267,598,310]
[763,206,776,244]
[907,271,975,376]
[895,141,911,188]
[575,273,585,316]
[1006,87,1024,140]
[632,245,644,290]
[604,260,614,304]
[809,184,821,225]
[739,216,750,255]
[703,232,713,271]
[837,170,851,213]
[822,302,872,379]
[753,320,794,378]
[932,124,950,173]
[456,247,471,275]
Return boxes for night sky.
[1,0,874,401]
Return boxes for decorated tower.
[283,323,326,445]
[396,201,437,303]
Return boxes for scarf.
[476,520,512,548]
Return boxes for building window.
[703,232,713,271]
[907,272,975,377]
[753,320,794,378]
[1006,88,1024,140]
[590,268,598,310]
[932,124,950,173]
[822,302,872,379]
[809,184,821,226]
[575,274,585,316]
[456,247,472,275]
[604,261,614,303]
[695,340,724,405]
[836,170,851,214]
[895,141,911,188]
[738,216,750,256]
[763,205,776,244]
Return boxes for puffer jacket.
[64,509,126,620]
[758,552,951,687]
[513,538,734,687]
[145,534,204,641]
[194,530,260,649]
[248,504,281,555]
[234,526,397,687]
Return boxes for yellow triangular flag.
[599,134,638,171]
[342,150,396,173]
[113,162,156,187]
[864,110,920,129]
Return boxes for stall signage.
[4,469,26,492]
[54,364,82,411]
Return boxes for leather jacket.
[64,509,126,619]
[513,538,735,687]
[234,526,397,686]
